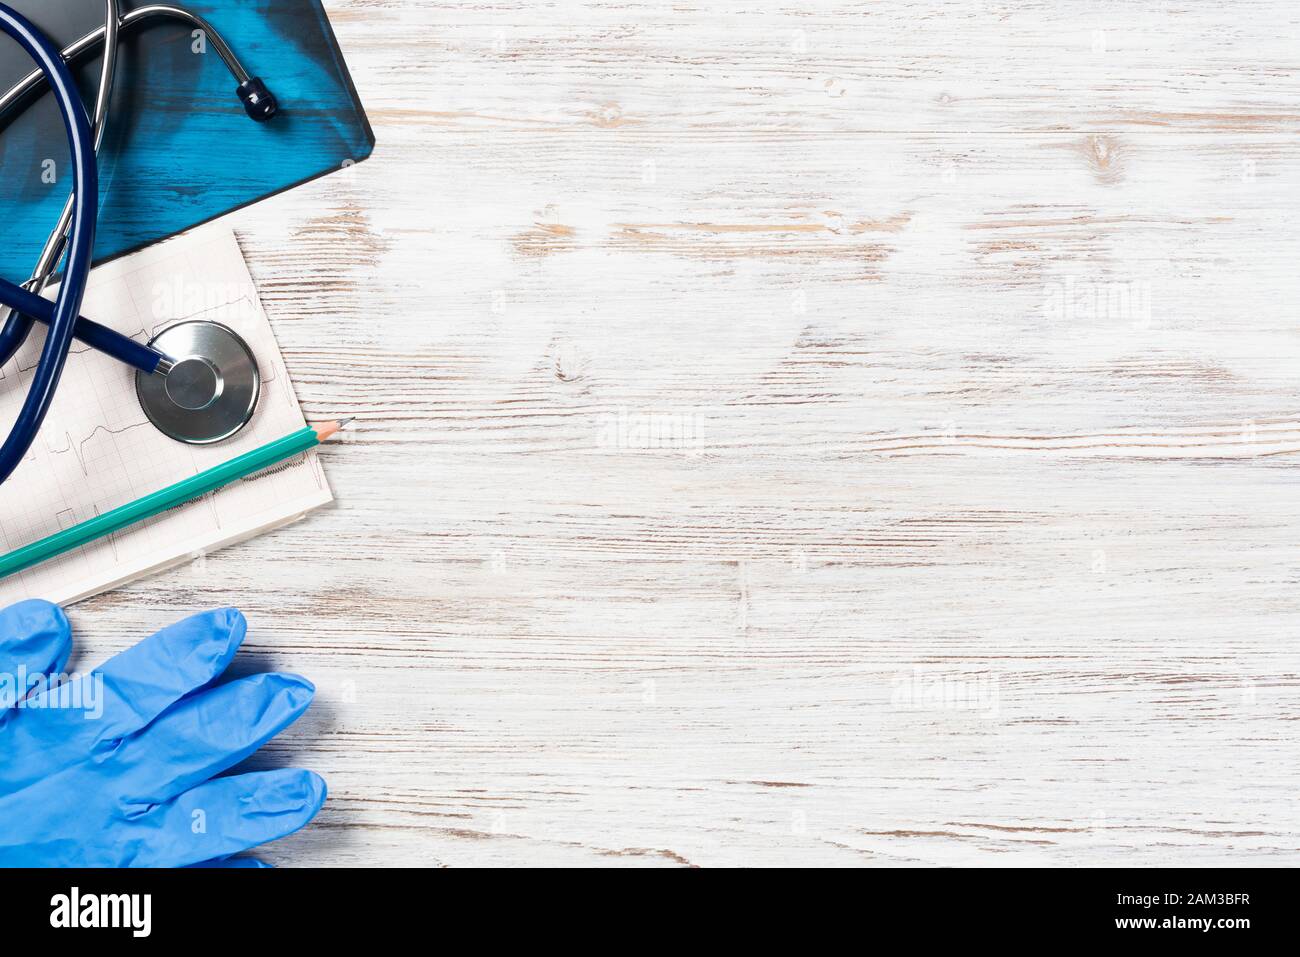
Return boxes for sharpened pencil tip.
[315,418,355,442]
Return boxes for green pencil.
[0,420,351,582]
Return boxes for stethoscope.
[0,1,277,487]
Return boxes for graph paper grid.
[0,225,333,606]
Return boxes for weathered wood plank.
[55,0,1300,866]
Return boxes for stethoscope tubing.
[0,1,273,379]
[0,0,120,373]
[0,2,99,485]
[0,3,278,483]
[0,275,167,374]
[0,4,255,119]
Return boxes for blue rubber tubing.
[0,2,98,486]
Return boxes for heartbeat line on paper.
[39,423,155,477]
[0,225,333,608]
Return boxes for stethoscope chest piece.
[136,321,260,445]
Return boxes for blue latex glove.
[0,600,326,867]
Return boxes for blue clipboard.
[0,0,374,279]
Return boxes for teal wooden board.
[0,0,374,278]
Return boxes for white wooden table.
[72,0,1300,866]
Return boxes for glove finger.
[0,601,71,705]
[125,769,326,868]
[116,673,315,805]
[88,607,248,727]
[2,609,247,785]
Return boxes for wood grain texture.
[64,0,1300,866]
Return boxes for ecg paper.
[0,226,333,607]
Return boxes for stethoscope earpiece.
[237,77,278,122]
